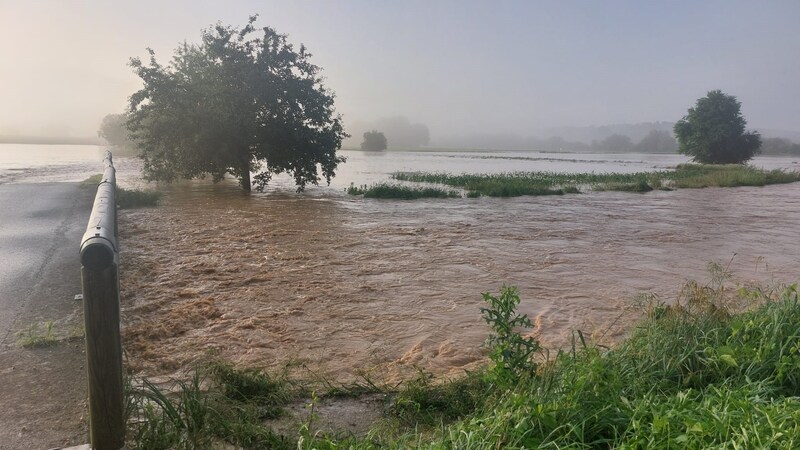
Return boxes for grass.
[128,269,800,449]
[127,362,294,449]
[116,187,162,208]
[81,174,161,208]
[346,183,461,199]
[16,320,58,348]
[80,173,104,187]
[387,164,800,198]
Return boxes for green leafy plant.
[480,286,540,386]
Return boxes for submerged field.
[345,164,800,198]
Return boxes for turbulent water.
[4,144,800,382]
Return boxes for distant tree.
[127,16,348,191]
[760,137,800,156]
[361,130,388,151]
[98,113,139,155]
[592,134,634,152]
[634,129,678,153]
[674,90,761,164]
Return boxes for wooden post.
[82,263,124,450]
[80,151,125,449]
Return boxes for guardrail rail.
[79,151,124,450]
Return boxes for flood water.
[4,144,800,382]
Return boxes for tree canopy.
[674,90,761,164]
[98,113,139,155]
[127,16,348,191]
[360,130,387,151]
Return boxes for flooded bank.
[117,151,800,383]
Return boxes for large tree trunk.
[240,163,252,192]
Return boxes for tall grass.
[346,183,461,199]
[389,164,800,198]
[127,362,292,449]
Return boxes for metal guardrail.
[79,151,124,449]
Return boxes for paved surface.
[0,182,94,449]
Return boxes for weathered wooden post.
[80,152,125,450]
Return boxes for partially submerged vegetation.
[116,187,162,209]
[346,183,461,199]
[386,164,800,198]
[127,269,800,448]
[80,174,161,208]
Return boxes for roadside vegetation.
[16,320,58,348]
[126,267,800,449]
[382,164,800,198]
[81,174,161,208]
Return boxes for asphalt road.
[0,183,93,340]
[0,182,95,448]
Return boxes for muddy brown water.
[116,151,800,383]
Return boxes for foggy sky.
[1,0,798,141]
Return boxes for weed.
[17,321,58,348]
[390,369,490,427]
[480,286,540,386]
[127,364,292,450]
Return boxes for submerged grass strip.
[390,164,800,198]
[346,183,461,199]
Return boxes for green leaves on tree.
[674,90,762,164]
[127,15,348,192]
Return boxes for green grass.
[117,187,161,208]
[127,362,293,449]
[80,173,104,187]
[81,174,161,208]
[16,321,58,348]
[128,270,800,449]
[387,164,800,198]
[346,183,461,199]
[670,163,800,188]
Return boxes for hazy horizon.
[2,1,799,143]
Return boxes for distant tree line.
[760,137,800,156]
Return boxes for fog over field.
[1,1,799,145]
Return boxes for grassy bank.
[127,270,800,449]
[388,164,800,198]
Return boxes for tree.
[98,113,139,155]
[592,134,633,152]
[760,137,800,156]
[634,129,678,153]
[674,90,761,164]
[360,130,387,151]
[127,16,348,191]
